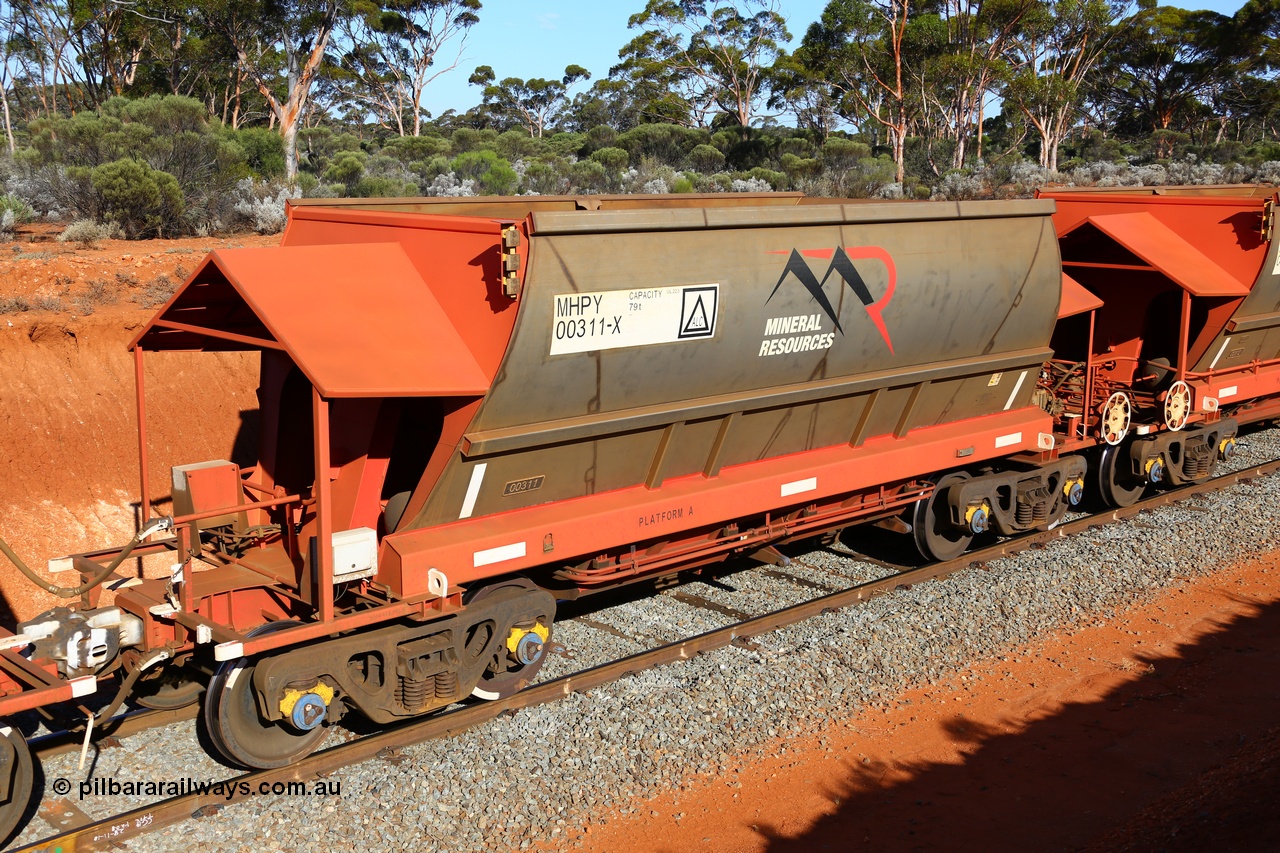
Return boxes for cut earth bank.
[0,228,273,620]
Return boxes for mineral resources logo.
[762,247,897,356]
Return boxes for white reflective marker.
[214,641,244,662]
[1003,371,1028,411]
[780,477,817,497]
[995,432,1023,449]
[459,463,488,519]
[473,542,527,568]
[1209,337,1232,370]
[70,676,98,698]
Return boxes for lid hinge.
[501,226,522,299]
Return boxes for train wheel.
[0,721,33,845]
[466,579,556,701]
[134,664,205,710]
[911,472,973,562]
[1096,444,1145,508]
[204,622,327,769]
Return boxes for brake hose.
[0,516,173,598]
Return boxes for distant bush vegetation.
[0,95,1278,240]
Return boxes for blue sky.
[418,0,1248,120]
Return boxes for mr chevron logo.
[766,247,897,354]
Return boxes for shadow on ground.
[755,595,1280,853]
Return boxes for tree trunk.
[283,122,299,184]
[892,130,905,185]
[976,95,984,163]
[1045,125,1061,172]
[0,80,13,155]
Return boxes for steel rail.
[17,457,1280,852]
[29,706,200,762]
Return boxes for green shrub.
[521,157,571,195]
[449,150,517,195]
[590,146,629,171]
[581,125,618,155]
[323,151,368,196]
[231,127,286,179]
[568,159,607,193]
[617,124,710,166]
[23,95,246,231]
[91,158,185,238]
[296,172,320,197]
[356,176,417,197]
[780,153,822,181]
[450,127,499,154]
[496,130,544,161]
[778,137,815,158]
[688,144,726,173]
[743,167,787,190]
[0,194,33,232]
[381,135,452,163]
[822,138,873,171]
[544,132,586,158]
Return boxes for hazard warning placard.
[549,284,719,355]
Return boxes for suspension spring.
[434,670,458,700]
[397,676,430,712]
[1183,454,1212,479]
[1032,500,1049,522]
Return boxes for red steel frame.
[1041,188,1280,446]
[0,333,1058,714]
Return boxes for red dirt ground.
[573,553,1280,853]
[0,223,272,621]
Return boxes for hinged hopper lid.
[1070,212,1251,298]
[1058,272,1104,318]
[131,242,490,397]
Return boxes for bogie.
[910,455,1088,561]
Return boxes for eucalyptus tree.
[1000,0,1122,171]
[7,0,96,118]
[612,0,790,129]
[336,0,481,136]
[564,76,691,132]
[768,49,843,140]
[197,0,342,181]
[797,0,928,183]
[470,64,591,137]
[1094,1,1243,154]
[929,0,1035,168]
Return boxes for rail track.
[15,455,1280,852]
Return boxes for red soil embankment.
[0,234,268,621]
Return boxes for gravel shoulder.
[575,545,1280,853]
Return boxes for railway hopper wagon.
[1036,185,1279,505]
[0,194,1083,837]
